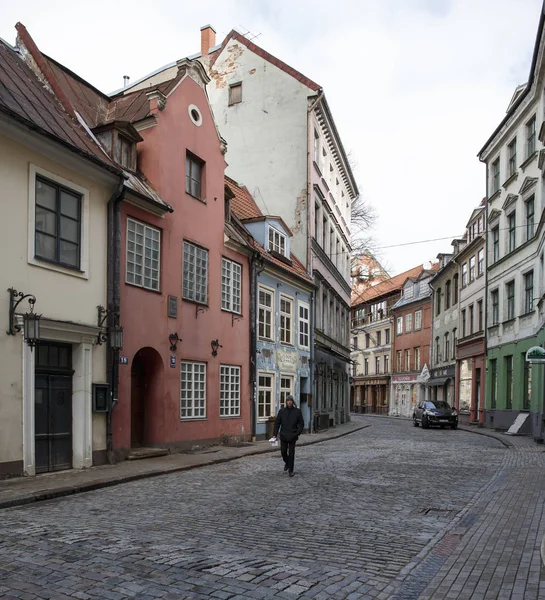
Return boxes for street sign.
[419,363,430,382]
[525,346,545,363]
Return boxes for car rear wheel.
[421,416,429,429]
[413,415,419,427]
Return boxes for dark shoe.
[289,471,294,477]
[284,464,289,472]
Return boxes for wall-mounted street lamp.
[97,305,124,350]
[7,288,41,350]
[211,339,222,357]
[169,332,181,351]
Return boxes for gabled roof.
[209,29,321,92]
[479,4,545,157]
[351,264,427,308]
[0,36,119,175]
[226,176,312,285]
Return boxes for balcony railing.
[351,308,392,329]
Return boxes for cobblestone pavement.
[1,416,544,599]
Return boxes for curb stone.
[0,423,369,510]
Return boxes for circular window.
[188,104,202,126]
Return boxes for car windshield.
[427,401,450,410]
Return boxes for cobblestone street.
[1,416,545,599]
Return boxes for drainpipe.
[479,155,489,430]
[309,290,315,433]
[249,252,264,441]
[307,91,323,434]
[107,179,125,463]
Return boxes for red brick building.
[390,266,437,418]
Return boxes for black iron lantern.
[211,339,222,357]
[97,305,123,349]
[7,288,40,350]
[109,325,124,350]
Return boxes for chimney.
[200,25,216,58]
[123,75,130,87]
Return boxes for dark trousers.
[280,439,296,472]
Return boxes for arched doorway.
[131,347,163,448]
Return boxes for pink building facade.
[112,61,252,455]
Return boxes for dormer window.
[268,226,286,256]
[93,121,142,172]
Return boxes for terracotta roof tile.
[225,176,312,285]
[351,264,429,307]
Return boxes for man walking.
[273,395,304,477]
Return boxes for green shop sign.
[525,346,545,363]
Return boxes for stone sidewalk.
[0,419,366,510]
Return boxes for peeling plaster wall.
[207,39,310,266]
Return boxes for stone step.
[127,448,169,461]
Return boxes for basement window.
[229,82,242,105]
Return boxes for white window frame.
[396,316,403,335]
[414,310,423,331]
[28,164,90,279]
[280,294,294,345]
[126,218,161,291]
[257,371,275,422]
[268,226,286,256]
[220,365,240,417]
[280,374,294,408]
[183,241,208,304]
[221,258,242,314]
[405,313,412,332]
[180,361,206,419]
[298,301,310,349]
[258,285,275,341]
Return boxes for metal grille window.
[526,197,535,240]
[268,227,286,256]
[526,116,536,158]
[508,213,516,252]
[35,176,81,269]
[414,310,422,331]
[280,375,294,407]
[258,373,275,420]
[524,271,534,313]
[258,287,274,340]
[506,280,515,320]
[298,302,310,349]
[183,242,208,304]
[508,137,517,177]
[186,154,203,199]
[221,258,241,313]
[280,296,293,344]
[180,361,206,419]
[491,290,499,325]
[126,218,160,290]
[220,365,240,417]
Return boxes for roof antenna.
[123,75,130,88]
[237,25,262,42]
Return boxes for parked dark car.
[413,400,458,429]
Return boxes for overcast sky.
[2,0,543,275]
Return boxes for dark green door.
[35,343,73,473]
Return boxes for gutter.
[106,179,125,462]
[250,253,266,440]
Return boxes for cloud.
[1,0,542,274]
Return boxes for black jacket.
[273,405,304,442]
